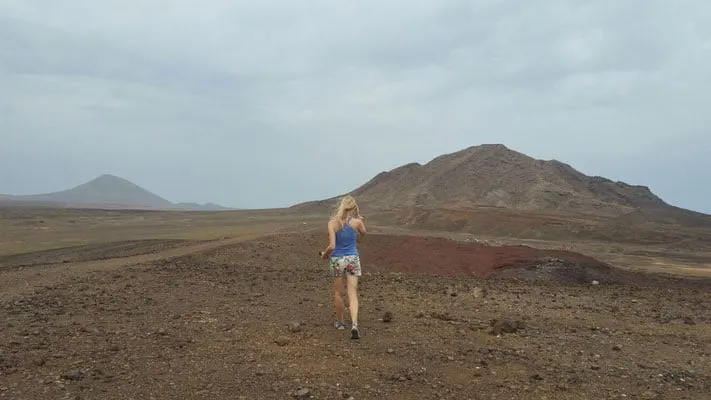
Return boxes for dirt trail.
[0,224,313,297]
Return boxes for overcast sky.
[1,1,710,212]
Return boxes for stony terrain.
[0,239,194,269]
[1,227,709,400]
[367,206,711,252]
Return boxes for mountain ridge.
[293,143,710,226]
[0,174,233,211]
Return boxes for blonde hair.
[331,195,359,231]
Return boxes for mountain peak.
[461,143,529,159]
[467,143,511,151]
[94,173,123,181]
[87,174,137,186]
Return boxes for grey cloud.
[0,17,260,100]
[1,0,710,211]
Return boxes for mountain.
[173,202,234,211]
[294,144,710,226]
[0,174,233,211]
[7,174,174,209]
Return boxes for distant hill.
[0,174,233,211]
[173,202,234,211]
[294,144,710,226]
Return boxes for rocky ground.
[1,231,710,399]
[0,239,194,269]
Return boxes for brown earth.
[358,234,607,278]
[0,239,195,269]
[2,224,710,400]
[366,207,711,251]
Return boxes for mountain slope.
[8,174,174,209]
[294,144,710,225]
[2,175,233,211]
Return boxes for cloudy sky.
[1,1,710,212]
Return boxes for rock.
[275,337,291,346]
[288,321,302,333]
[63,371,85,381]
[293,388,312,399]
[32,358,46,367]
[382,311,393,323]
[613,344,622,351]
[684,316,696,325]
[387,348,395,354]
[591,280,600,285]
[490,319,525,335]
[432,312,456,322]
[472,287,487,298]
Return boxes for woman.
[320,195,367,339]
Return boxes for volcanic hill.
[295,144,710,226]
[0,174,232,211]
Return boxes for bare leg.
[333,277,346,324]
[346,275,359,326]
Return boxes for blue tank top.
[331,217,359,257]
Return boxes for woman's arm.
[355,217,367,236]
[320,220,337,259]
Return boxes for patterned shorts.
[329,255,362,277]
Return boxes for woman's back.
[331,217,359,257]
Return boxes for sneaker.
[350,324,360,340]
[334,321,346,330]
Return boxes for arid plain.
[1,204,710,400]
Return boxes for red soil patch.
[358,233,608,277]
